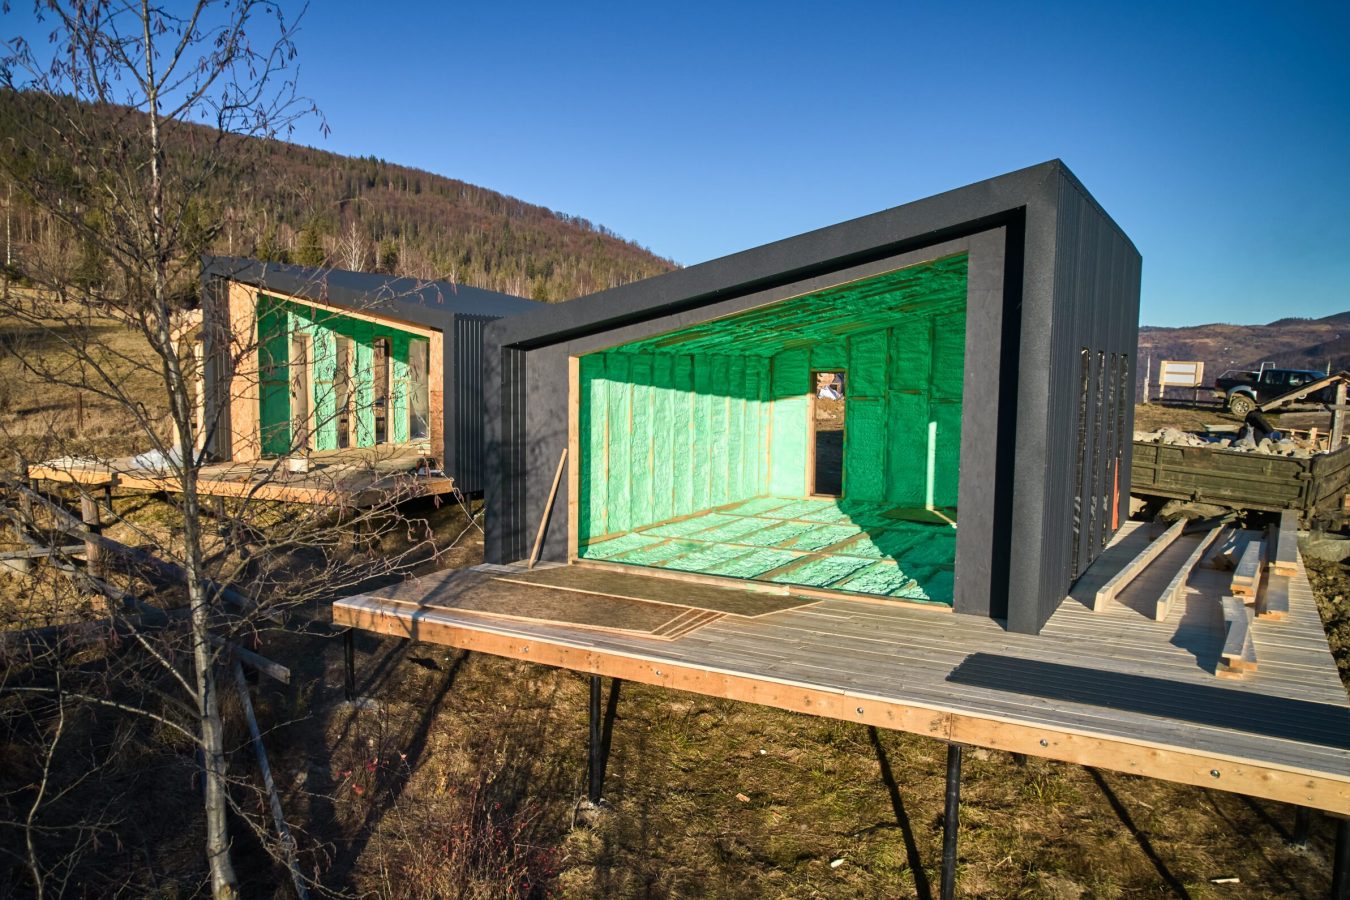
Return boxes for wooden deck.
[28,445,455,507]
[333,521,1350,814]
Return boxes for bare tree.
[0,4,341,897]
[335,218,370,272]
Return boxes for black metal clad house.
[482,161,1141,635]
[200,257,540,494]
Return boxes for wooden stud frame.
[568,355,581,562]
[223,283,442,463]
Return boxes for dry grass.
[253,630,1337,898]
[0,292,170,461]
[2,316,1347,896]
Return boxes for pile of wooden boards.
[1092,511,1299,679]
[1211,512,1297,678]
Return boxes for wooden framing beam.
[1231,538,1265,599]
[332,598,1350,815]
[1093,518,1185,612]
[568,355,580,562]
[1152,525,1227,621]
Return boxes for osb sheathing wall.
[222,282,443,462]
[575,256,968,548]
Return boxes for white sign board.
[1159,360,1205,388]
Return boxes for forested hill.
[0,93,677,302]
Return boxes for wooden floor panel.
[494,564,819,617]
[334,522,1350,813]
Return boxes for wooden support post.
[1292,806,1312,847]
[232,659,309,900]
[941,743,963,900]
[588,673,603,804]
[79,492,102,577]
[1333,382,1348,449]
[343,629,357,702]
[1334,816,1350,900]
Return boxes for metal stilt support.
[941,743,963,900]
[588,674,603,803]
[343,629,356,701]
[1333,817,1349,900]
[1293,806,1312,847]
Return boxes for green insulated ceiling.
[576,253,969,601]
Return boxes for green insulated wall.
[577,254,968,548]
[579,352,773,539]
[255,295,426,455]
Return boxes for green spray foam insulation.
[722,496,794,516]
[641,512,739,538]
[896,532,958,567]
[692,516,776,543]
[838,563,918,596]
[735,519,822,547]
[901,568,954,603]
[706,547,802,578]
[611,538,701,567]
[775,524,861,551]
[579,532,663,560]
[761,499,837,520]
[658,541,756,573]
[772,555,873,587]
[836,529,928,559]
[575,253,968,552]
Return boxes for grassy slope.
[3,318,1348,895]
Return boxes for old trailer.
[1131,439,1350,528]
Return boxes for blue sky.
[7,2,1349,326]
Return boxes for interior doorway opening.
[811,370,846,497]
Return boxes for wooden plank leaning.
[528,448,568,570]
[1093,518,1186,612]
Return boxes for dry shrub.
[345,754,559,899]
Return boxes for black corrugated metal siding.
[1012,173,1140,633]
[497,347,529,561]
[449,315,492,493]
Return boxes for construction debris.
[1134,428,1315,458]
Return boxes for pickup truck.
[1214,366,1332,416]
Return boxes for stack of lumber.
[1213,512,1299,677]
[1090,512,1301,680]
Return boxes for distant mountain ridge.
[1139,310,1350,396]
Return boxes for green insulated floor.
[578,496,957,605]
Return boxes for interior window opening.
[410,338,430,441]
[335,336,353,449]
[811,370,846,497]
[289,332,312,452]
[373,336,391,445]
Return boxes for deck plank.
[333,521,1350,814]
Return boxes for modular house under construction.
[483,160,1142,634]
[200,258,539,493]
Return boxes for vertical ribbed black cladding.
[481,161,1141,635]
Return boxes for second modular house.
[480,160,1142,635]
[199,258,540,493]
